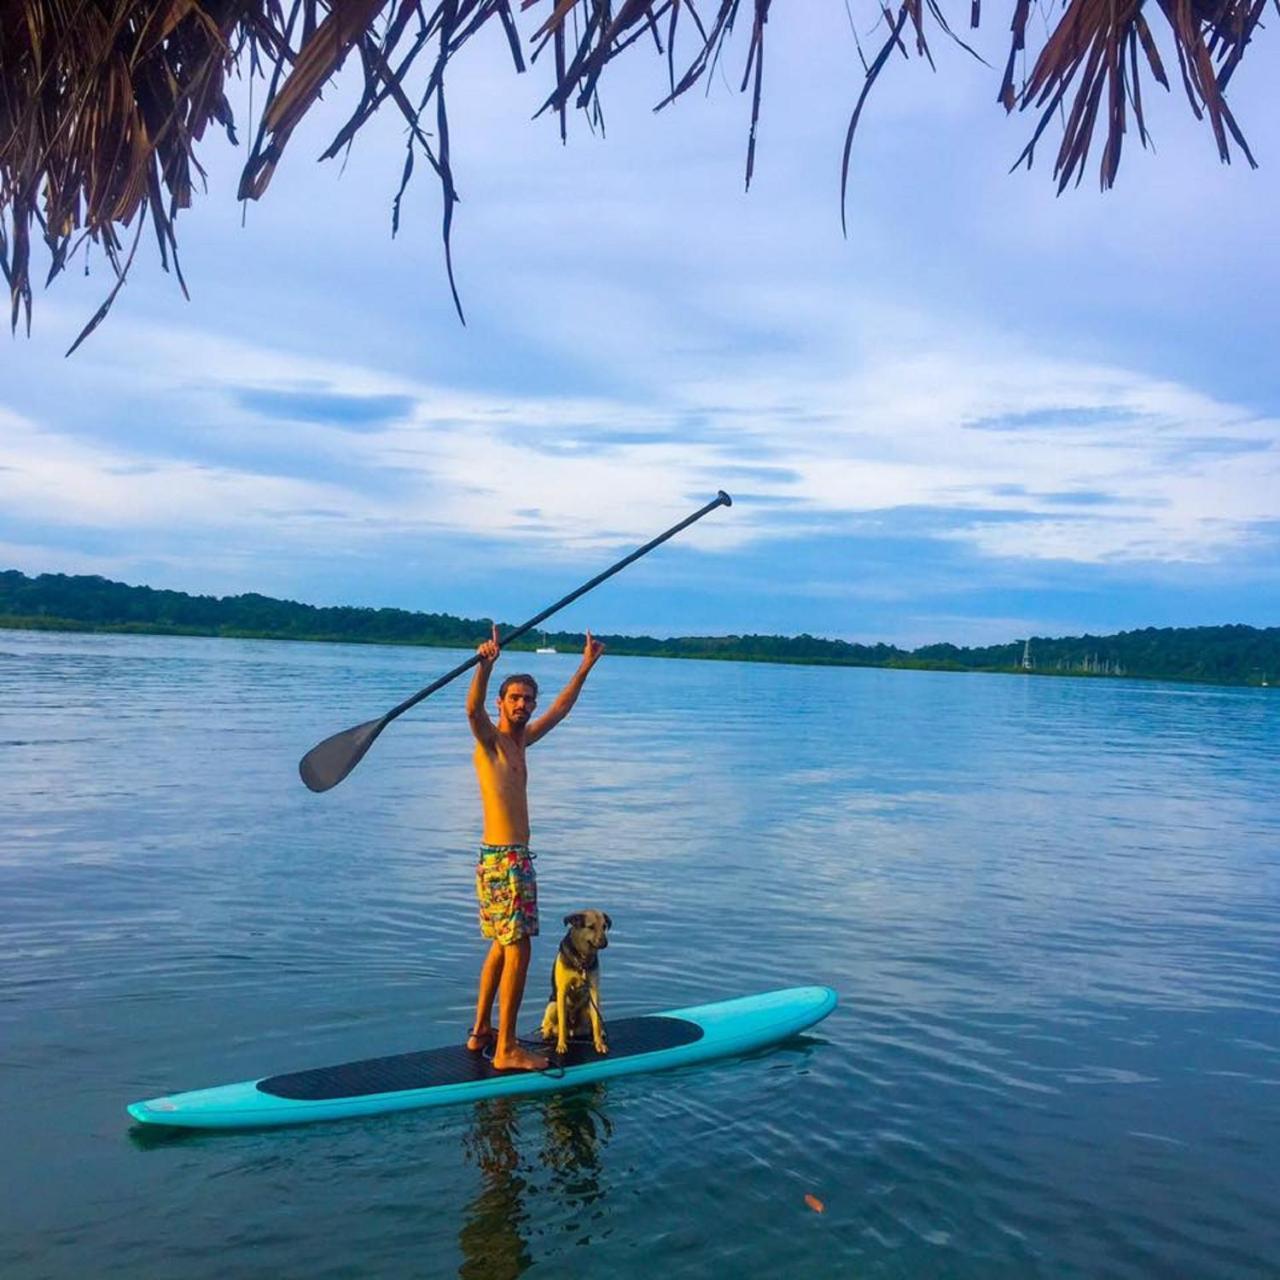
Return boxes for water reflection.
[7,631,1280,1280]
[459,1088,613,1279]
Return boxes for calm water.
[2,630,1278,1278]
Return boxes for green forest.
[2,569,1276,686]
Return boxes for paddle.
[299,490,733,791]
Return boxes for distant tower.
[1021,638,1033,671]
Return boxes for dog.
[540,910,612,1056]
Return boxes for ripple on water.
[2,633,1279,1279]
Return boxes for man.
[466,623,606,1070]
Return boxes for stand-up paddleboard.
[127,985,836,1130]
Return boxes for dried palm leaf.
[1,0,1273,351]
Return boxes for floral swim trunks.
[475,844,539,946]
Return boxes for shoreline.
[3,614,1272,690]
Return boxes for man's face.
[498,683,537,726]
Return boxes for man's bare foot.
[466,1026,495,1053]
[491,1044,549,1071]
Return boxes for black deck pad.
[257,1015,704,1101]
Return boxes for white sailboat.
[535,630,556,655]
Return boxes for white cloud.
[4,306,1277,572]
[0,405,354,532]
[2,12,1277,635]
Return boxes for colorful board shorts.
[475,844,539,945]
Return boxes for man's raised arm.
[527,632,605,745]
[467,623,500,748]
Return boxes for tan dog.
[540,910,612,1055]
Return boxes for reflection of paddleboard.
[127,986,836,1130]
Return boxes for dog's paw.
[594,1038,608,1055]
[556,1037,569,1055]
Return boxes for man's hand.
[467,623,500,746]
[477,622,500,667]
[526,629,604,745]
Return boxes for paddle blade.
[299,716,388,792]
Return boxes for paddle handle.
[382,490,732,723]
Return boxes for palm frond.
[1,0,1273,349]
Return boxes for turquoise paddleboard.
[127,985,836,1129]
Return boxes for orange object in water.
[804,1193,825,1214]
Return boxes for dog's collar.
[559,937,598,975]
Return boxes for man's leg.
[468,940,504,1050]
[491,938,548,1071]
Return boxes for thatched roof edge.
[1,0,1272,351]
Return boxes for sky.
[2,11,1278,648]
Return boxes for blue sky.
[2,14,1278,646]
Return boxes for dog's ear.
[563,913,585,928]
[603,913,613,930]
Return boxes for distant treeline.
[2,569,1276,686]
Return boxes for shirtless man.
[466,623,606,1070]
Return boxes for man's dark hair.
[499,674,538,699]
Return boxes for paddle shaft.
[299,491,732,789]
[381,490,732,724]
